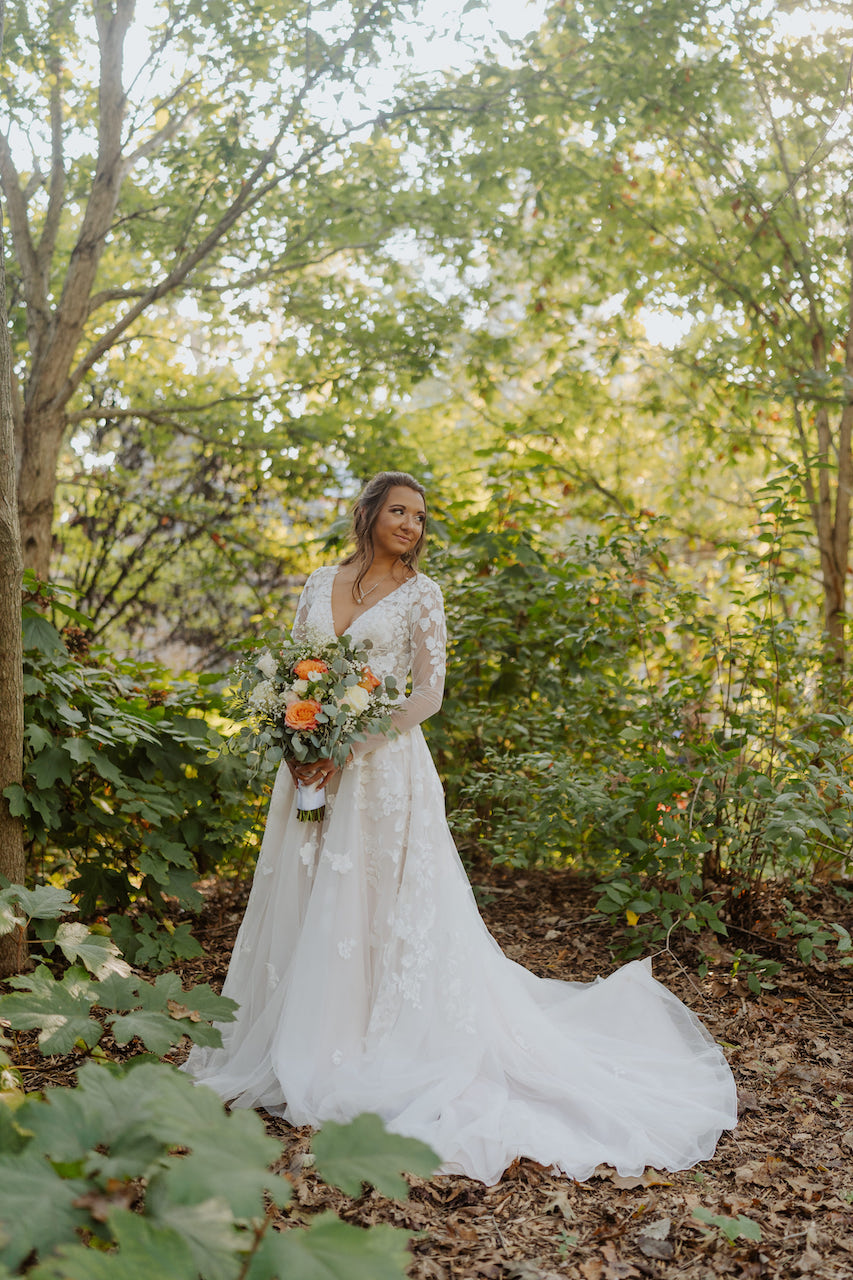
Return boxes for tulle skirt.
[183,729,737,1185]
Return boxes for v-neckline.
[329,567,414,638]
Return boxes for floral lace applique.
[337,937,356,959]
[325,847,353,874]
[299,839,317,869]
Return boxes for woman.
[184,471,737,1186]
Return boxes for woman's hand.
[287,753,353,788]
[291,757,338,789]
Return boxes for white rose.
[292,678,309,695]
[341,685,369,714]
[256,651,277,679]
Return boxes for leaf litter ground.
[169,866,853,1280]
[0,865,821,1278]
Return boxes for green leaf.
[107,1009,192,1055]
[29,746,74,789]
[0,1150,89,1269]
[0,966,100,1055]
[0,784,28,819]
[90,752,125,785]
[150,1093,287,1217]
[25,1063,186,1181]
[312,1113,439,1198]
[88,970,144,1011]
[54,922,132,980]
[170,981,238,1024]
[0,1105,28,1156]
[0,894,24,937]
[141,1197,242,1280]
[28,1209,197,1280]
[22,614,68,660]
[248,1212,412,1280]
[4,883,77,920]
[24,723,54,752]
[693,1207,762,1242]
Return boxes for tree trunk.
[16,402,67,577]
[0,0,27,976]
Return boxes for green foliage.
[0,881,128,979]
[433,479,852,983]
[774,902,853,968]
[0,1064,433,1279]
[247,1211,415,1280]
[107,912,203,971]
[0,882,235,1058]
[5,589,261,927]
[0,886,438,1275]
[430,493,660,821]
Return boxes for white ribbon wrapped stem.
[297,778,326,822]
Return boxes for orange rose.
[294,658,329,680]
[358,667,381,692]
[284,698,322,731]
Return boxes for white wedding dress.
[183,567,737,1185]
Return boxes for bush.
[431,486,853,980]
[3,587,264,953]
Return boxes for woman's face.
[370,485,426,560]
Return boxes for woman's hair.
[341,471,427,600]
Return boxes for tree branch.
[0,133,46,355]
[36,49,67,285]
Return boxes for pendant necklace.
[356,567,395,605]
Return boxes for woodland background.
[0,0,852,1277]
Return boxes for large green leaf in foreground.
[313,1112,439,1198]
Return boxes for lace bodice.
[291,566,447,748]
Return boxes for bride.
[183,471,737,1186]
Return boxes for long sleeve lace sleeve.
[390,577,446,735]
[351,577,446,759]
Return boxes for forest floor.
[177,866,853,1280]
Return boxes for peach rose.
[358,667,381,692]
[284,698,322,731]
[294,658,329,680]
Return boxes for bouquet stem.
[297,779,326,823]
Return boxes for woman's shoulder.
[408,570,444,608]
[302,564,338,589]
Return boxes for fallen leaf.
[504,1263,563,1280]
[541,1188,575,1221]
[638,1217,671,1240]
[578,1263,604,1280]
[594,1165,671,1190]
[795,1245,824,1274]
[601,1241,642,1276]
[637,1215,674,1260]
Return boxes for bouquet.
[236,630,398,821]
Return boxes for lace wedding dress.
[183,567,737,1185]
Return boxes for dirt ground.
[176,867,853,1280]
